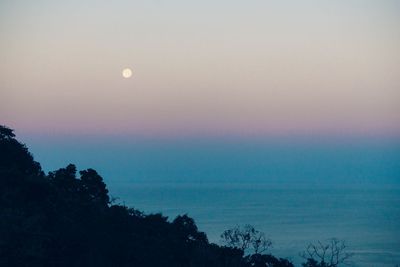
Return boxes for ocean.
[110,182,400,267]
[24,136,400,266]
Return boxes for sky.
[1,0,400,137]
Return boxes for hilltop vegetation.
[0,125,353,267]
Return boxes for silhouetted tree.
[173,214,208,244]
[0,125,43,183]
[300,238,353,267]
[79,169,109,206]
[0,125,15,139]
[0,126,49,267]
[221,224,272,254]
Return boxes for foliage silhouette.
[0,125,298,267]
[244,253,295,267]
[221,224,272,254]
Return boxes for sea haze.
[22,135,400,266]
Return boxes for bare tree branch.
[300,238,353,267]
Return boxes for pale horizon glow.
[1,0,399,137]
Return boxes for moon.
[122,68,132,78]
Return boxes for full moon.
[122,68,132,78]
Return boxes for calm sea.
[110,182,400,267]
[24,136,400,266]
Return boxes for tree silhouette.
[173,214,208,243]
[0,125,15,139]
[220,224,272,254]
[300,238,353,267]
[220,225,293,267]
[79,169,109,206]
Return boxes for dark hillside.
[0,125,293,267]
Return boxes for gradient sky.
[1,0,399,137]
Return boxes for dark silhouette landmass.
[0,125,353,267]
